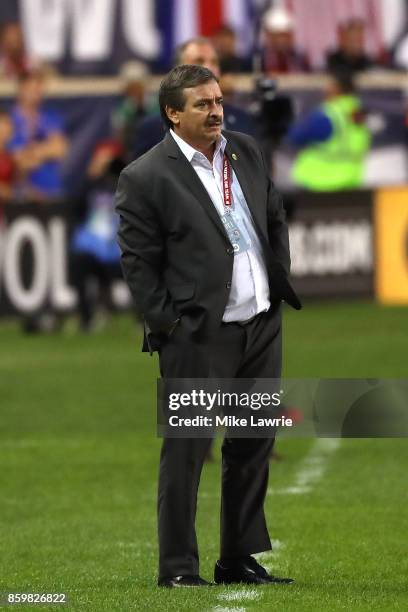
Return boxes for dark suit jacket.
[115,129,301,351]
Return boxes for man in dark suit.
[115,64,301,588]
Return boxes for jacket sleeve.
[285,109,333,147]
[260,149,291,276]
[115,168,178,333]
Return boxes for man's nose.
[208,105,222,118]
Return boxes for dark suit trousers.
[157,302,282,578]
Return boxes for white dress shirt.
[170,129,270,322]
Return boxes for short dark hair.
[158,64,218,130]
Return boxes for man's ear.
[166,106,180,127]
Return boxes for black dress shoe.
[214,556,294,585]
[158,575,212,588]
[243,555,295,584]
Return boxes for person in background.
[212,25,251,74]
[0,22,33,78]
[175,37,256,134]
[286,72,371,191]
[262,7,310,74]
[8,70,68,202]
[70,140,125,332]
[0,109,15,212]
[133,37,256,159]
[173,36,220,76]
[112,61,157,163]
[326,19,376,75]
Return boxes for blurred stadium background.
[0,1,407,610]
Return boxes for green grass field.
[1,302,407,611]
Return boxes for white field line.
[213,585,262,612]
[217,588,261,602]
[213,551,284,611]
[268,438,341,495]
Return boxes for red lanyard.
[222,154,233,208]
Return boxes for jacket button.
[226,247,233,255]
[226,281,232,289]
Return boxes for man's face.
[1,23,24,56]
[167,80,223,147]
[126,80,145,104]
[325,76,341,100]
[180,42,221,78]
[340,25,365,56]
[19,76,44,109]
[266,30,294,53]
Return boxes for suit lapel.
[224,140,267,240]
[163,132,229,243]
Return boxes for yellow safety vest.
[292,95,371,191]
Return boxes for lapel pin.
[232,153,238,160]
